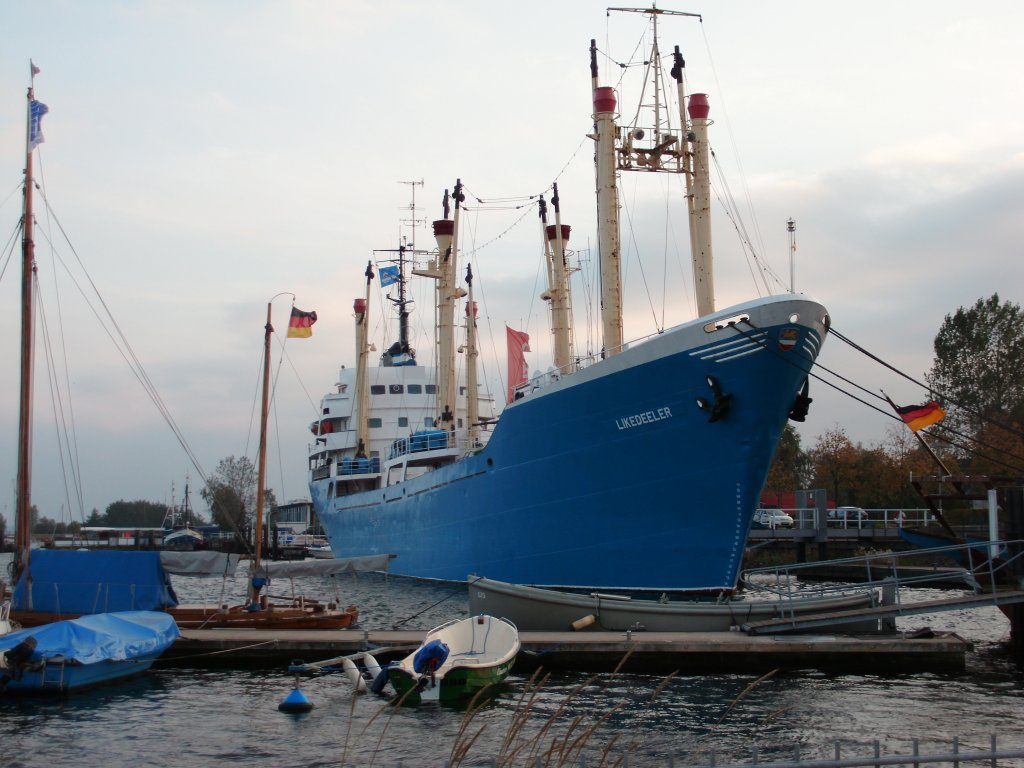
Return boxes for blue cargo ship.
[308,13,830,592]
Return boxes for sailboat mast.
[591,40,624,358]
[250,301,274,602]
[16,77,40,576]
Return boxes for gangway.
[739,538,1024,635]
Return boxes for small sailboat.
[161,480,206,551]
[7,68,361,634]
[384,615,520,705]
[166,298,364,630]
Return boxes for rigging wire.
[33,186,208,485]
[698,21,770,276]
[728,317,1024,473]
[0,216,21,283]
[35,281,86,521]
[35,153,88,523]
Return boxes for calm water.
[2,554,1023,767]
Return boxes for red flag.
[287,307,317,338]
[506,326,530,404]
[896,401,945,432]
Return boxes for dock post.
[1005,486,1024,657]
[880,578,897,633]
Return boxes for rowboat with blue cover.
[0,611,179,695]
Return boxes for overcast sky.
[2,1,1022,526]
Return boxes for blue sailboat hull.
[312,295,828,592]
[0,611,179,695]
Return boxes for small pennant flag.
[31,60,40,77]
[896,400,946,432]
[287,307,317,338]
[506,326,531,404]
[379,265,399,286]
[29,99,48,151]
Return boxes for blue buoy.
[278,686,314,713]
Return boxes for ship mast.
[421,182,466,435]
[596,7,715,322]
[354,262,374,456]
[540,185,574,372]
[591,40,623,358]
[464,265,480,446]
[384,178,424,365]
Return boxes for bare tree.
[201,455,258,532]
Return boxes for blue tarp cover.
[0,611,180,665]
[12,550,178,613]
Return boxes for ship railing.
[508,326,676,401]
[387,429,455,461]
[337,456,382,477]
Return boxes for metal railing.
[755,508,933,530]
[741,538,1024,611]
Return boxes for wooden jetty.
[162,627,970,674]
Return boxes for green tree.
[86,509,104,526]
[762,424,809,504]
[808,426,860,506]
[926,294,1024,468]
[105,499,168,527]
[32,515,57,534]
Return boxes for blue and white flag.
[29,99,48,151]
[379,265,399,287]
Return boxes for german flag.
[287,307,317,338]
[896,401,945,432]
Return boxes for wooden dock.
[161,627,970,674]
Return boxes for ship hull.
[312,295,828,592]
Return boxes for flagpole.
[883,392,958,538]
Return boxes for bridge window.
[390,384,404,394]
[398,417,409,428]
[425,384,437,394]
[368,418,382,428]
[408,384,423,394]
[370,385,386,395]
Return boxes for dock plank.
[162,627,970,674]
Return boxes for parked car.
[752,509,794,529]
[828,506,868,526]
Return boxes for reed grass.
[339,653,779,767]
